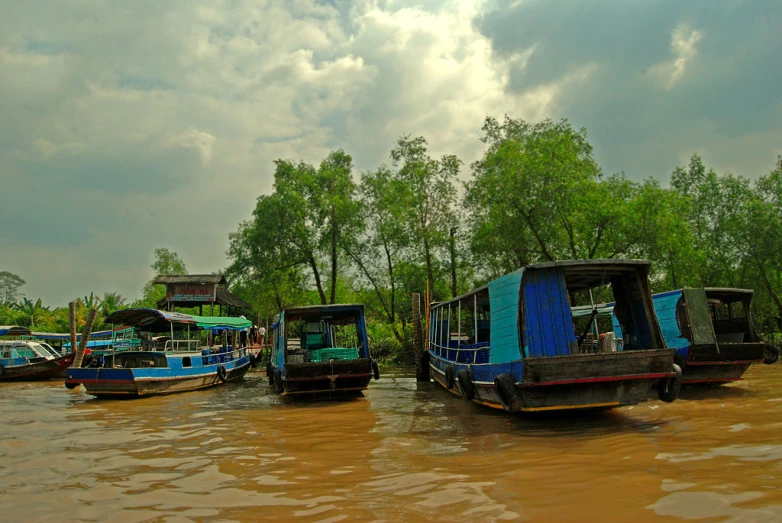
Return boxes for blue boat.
[65,308,254,398]
[651,287,779,384]
[267,304,379,396]
[428,260,681,412]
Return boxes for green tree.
[390,135,460,299]
[99,292,127,318]
[138,248,188,307]
[13,298,54,329]
[467,116,629,265]
[0,271,26,304]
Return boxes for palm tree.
[13,298,54,329]
[100,292,127,318]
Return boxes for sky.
[1,0,780,306]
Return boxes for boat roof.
[282,304,365,315]
[29,330,113,340]
[0,325,31,337]
[104,308,252,332]
[434,259,651,308]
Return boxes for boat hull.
[66,357,251,398]
[431,349,674,412]
[680,343,766,384]
[0,354,75,382]
[277,358,373,396]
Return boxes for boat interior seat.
[304,333,328,350]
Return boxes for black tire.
[249,353,258,368]
[444,365,455,390]
[371,359,380,381]
[266,363,273,383]
[764,345,779,365]
[217,365,228,382]
[494,373,520,412]
[673,352,686,370]
[658,363,682,403]
[65,381,78,390]
[273,369,284,394]
[457,369,474,401]
[82,354,94,368]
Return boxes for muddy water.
[1,365,781,522]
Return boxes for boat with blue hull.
[428,260,681,413]
[651,287,779,384]
[65,309,253,398]
[267,304,379,396]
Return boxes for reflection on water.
[0,365,780,521]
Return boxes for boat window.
[14,345,37,358]
[731,301,747,319]
[182,357,192,367]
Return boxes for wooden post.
[412,292,430,381]
[73,308,97,368]
[68,301,77,354]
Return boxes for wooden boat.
[428,260,681,412]
[65,309,253,398]
[0,326,75,381]
[651,288,779,384]
[267,304,379,396]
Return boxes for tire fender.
[371,359,380,381]
[658,363,682,403]
[457,369,474,401]
[216,365,228,382]
[494,373,521,412]
[444,365,455,390]
[764,345,779,365]
[273,369,284,394]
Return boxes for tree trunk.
[449,226,457,298]
[423,235,434,300]
[309,253,328,304]
[330,216,338,304]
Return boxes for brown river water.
[1,364,781,522]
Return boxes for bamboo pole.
[68,301,77,355]
[73,308,97,368]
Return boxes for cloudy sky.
[1,0,780,306]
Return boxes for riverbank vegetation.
[3,116,781,363]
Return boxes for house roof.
[152,274,227,285]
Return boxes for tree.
[228,151,362,309]
[100,292,127,318]
[467,116,628,266]
[138,248,188,307]
[0,271,26,304]
[391,135,460,299]
[13,298,54,329]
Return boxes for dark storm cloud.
[477,0,782,178]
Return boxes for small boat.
[0,326,75,381]
[428,260,681,412]
[65,309,254,398]
[651,287,779,384]
[267,304,379,396]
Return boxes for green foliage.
[0,271,26,304]
[138,248,188,308]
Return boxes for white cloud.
[649,23,703,89]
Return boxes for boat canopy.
[28,330,113,340]
[0,326,31,337]
[105,308,252,332]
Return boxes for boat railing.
[164,339,202,352]
[429,340,490,364]
[200,345,249,366]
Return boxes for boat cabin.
[428,260,678,412]
[269,304,377,395]
[651,287,776,383]
[0,340,61,365]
